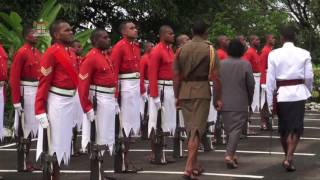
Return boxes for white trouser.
[0,86,4,141]
[73,91,85,131]
[13,86,39,138]
[252,73,261,112]
[36,92,74,165]
[81,91,116,155]
[119,79,141,137]
[148,83,176,136]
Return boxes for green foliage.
[0,11,23,58]
[74,29,93,55]
[208,1,288,45]
[311,65,320,102]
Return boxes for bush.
[311,65,320,102]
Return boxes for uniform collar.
[53,42,66,49]
[283,42,295,48]
[123,37,135,45]
[264,44,273,49]
[92,47,105,55]
[249,47,258,52]
[24,43,34,50]
[192,35,206,42]
[159,41,171,50]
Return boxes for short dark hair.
[280,24,296,42]
[118,20,133,34]
[159,25,172,36]
[22,25,33,38]
[90,28,106,45]
[227,39,245,58]
[49,19,68,38]
[192,20,208,35]
[249,35,258,43]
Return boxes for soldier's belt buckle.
[135,72,140,78]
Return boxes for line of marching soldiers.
[0,19,274,180]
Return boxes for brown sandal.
[192,166,204,176]
[183,170,198,180]
[225,158,238,169]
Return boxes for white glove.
[14,103,23,116]
[261,84,266,90]
[142,92,148,102]
[153,97,161,110]
[115,99,121,114]
[86,109,95,122]
[36,113,49,129]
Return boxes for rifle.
[89,90,104,180]
[153,85,174,164]
[17,88,27,172]
[140,99,149,140]
[173,108,185,158]
[201,121,215,152]
[114,84,125,173]
[214,112,225,145]
[41,127,53,180]
[268,97,276,156]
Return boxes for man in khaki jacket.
[173,20,221,179]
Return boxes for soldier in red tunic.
[140,42,154,140]
[0,42,8,142]
[259,34,275,130]
[9,26,41,171]
[0,42,6,180]
[176,34,190,51]
[242,35,261,135]
[35,20,77,180]
[78,28,118,179]
[140,42,154,98]
[148,25,176,163]
[70,39,85,156]
[216,35,229,60]
[111,21,142,172]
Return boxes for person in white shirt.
[266,25,313,172]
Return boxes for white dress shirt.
[266,42,313,106]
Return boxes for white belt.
[158,80,173,86]
[253,73,261,77]
[0,81,4,87]
[21,80,39,87]
[119,72,140,79]
[144,80,149,84]
[90,85,115,94]
[50,86,76,97]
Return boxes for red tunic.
[111,38,141,97]
[111,38,140,75]
[148,42,175,97]
[140,53,150,94]
[0,44,8,81]
[78,48,116,113]
[242,47,261,73]
[35,43,78,115]
[259,45,272,84]
[217,48,228,60]
[10,43,41,104]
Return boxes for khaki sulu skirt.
[179,99,210,139]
